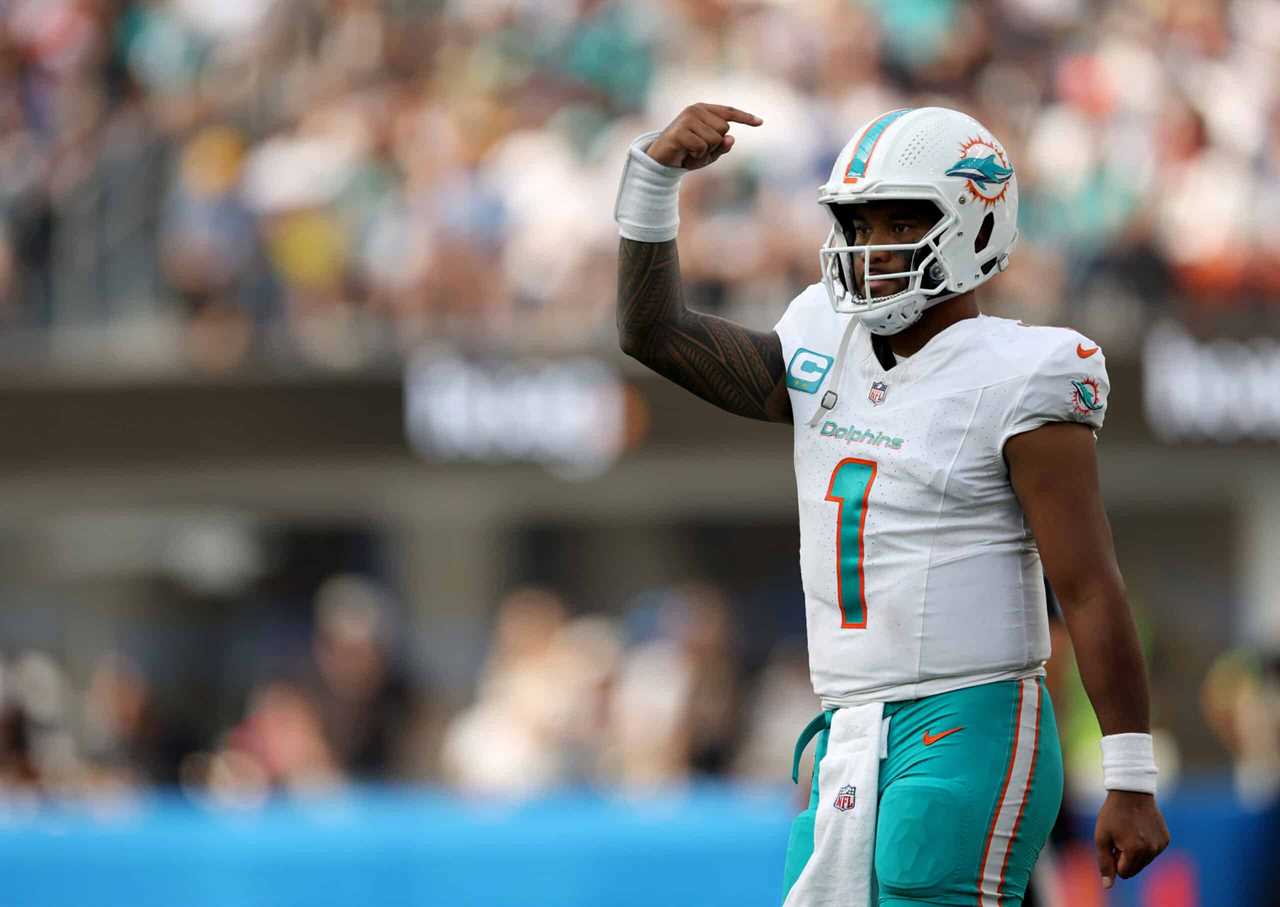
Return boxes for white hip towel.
[783,701,887,907]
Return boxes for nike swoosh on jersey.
[1077,344,1099,358]
[922,726,964,746]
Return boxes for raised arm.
[618,238,790,422]
[615,104,791,424]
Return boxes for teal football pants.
[783,677,1063,906]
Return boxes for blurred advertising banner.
[404,352,636,478]
[1144,323,1280,444]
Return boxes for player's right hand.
[645,103,763,172]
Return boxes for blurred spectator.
[80,651,190,789]
[160,124,258,370]
[303,573,420,779]
[187,570,430,802]
[441,581,749,796]
[553,614,624,778]
[214,679,345,801]
[732,639,819,793]
[604,582,741,789]
[440,585,572,795]
[0,693,38,797]
[0,651,79,800]
[1201,647,1280,805]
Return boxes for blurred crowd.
[0,573,432,807]
[4,571,1278,811]
[437,583,818,795]
[0,0,1278,373]
[0,575,825,806]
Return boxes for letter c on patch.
[786,348,835,394]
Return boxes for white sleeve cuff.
[1101,733,1158,794]
[614,130,685,242]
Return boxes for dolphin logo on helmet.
[944,154,1014,189]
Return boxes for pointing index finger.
[705,104,763,126]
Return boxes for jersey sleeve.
[773,284,819,355]
[1000,334,1110,447]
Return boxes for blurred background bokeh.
[0,0,1277,905]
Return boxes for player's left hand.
[1094,790,1170,888]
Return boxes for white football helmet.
[818,107,1019,335]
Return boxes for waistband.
[793,669,1047,783]
[817,665,1045,711]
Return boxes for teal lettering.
[813,420,906,450]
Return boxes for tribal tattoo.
[618,239,791,423]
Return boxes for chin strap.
[806,315,861,429]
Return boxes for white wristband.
[1101,733,1158,794]
[614,130,685,242]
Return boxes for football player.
[614,104,1169,906]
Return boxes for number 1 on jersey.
[825,458,877,629]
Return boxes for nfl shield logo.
[833,784,857,812]
[868,381,888,406]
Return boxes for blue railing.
[1,781,1274,907]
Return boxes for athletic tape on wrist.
[614,130,685,242]
[1100,733,1158,794]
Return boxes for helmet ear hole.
[974,212,994,254]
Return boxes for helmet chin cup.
[865,297,928,336]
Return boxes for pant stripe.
[976,677,1041,907]
[996,681,1043,905]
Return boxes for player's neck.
[887,294,980,359]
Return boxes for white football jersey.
[774,284,1109,707]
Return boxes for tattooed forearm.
[618,238,791,423]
